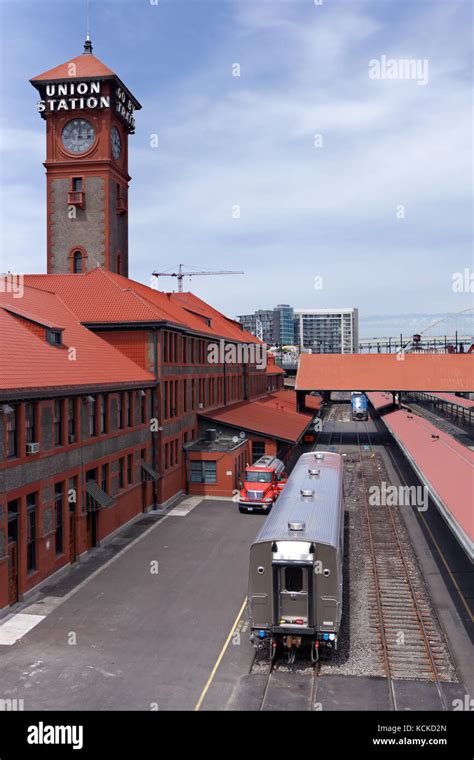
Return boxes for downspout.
[223,340,227,406]
[151,327,159,510]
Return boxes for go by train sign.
[35,80,138,131]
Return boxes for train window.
[285,567,303,592]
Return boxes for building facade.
[294,308,359,354]
[273,304,295,346]
[0,41,319,613]
[236,304,295,346]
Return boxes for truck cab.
[239,456,287,513]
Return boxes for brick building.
[0,42,316,612]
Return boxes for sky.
[0,0,472,338]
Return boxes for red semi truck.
[238,455,287,513]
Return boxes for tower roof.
[31,52,115,83]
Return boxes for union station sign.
[36,80,136,130]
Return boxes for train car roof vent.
[300,489,314,497]
[314,452,325,460]
[308,468,320,477]
[288,521,305,532]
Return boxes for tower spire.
[84,0,92,54]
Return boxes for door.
[68,509,76,563]
[279,565,309,625]
[8,543,18,606]
[86,511,97,549]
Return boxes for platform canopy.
[296,354,474,393]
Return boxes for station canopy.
[296,354,474,393]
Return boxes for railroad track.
[355,422,452,709]
[251,646,320,711]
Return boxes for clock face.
[61,119,95,154]
[111,126,121,159]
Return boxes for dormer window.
[47,329,62,346]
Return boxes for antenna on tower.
[84,0,93,54]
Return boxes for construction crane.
[152,264,244,292]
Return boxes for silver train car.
[248,451,344,660]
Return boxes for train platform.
[366,391,394,412]
[381,409,474,561]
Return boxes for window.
[127,453,133,485]
[117,393,123,429]
[126,391,132,426]
[119,458,125,489]
[89,397,96,436]
[285,567,303,593]
[101,463,109,493]
[117,253,121,275]
[72,177,83,192]
[54,482,64,555]
[68,398,76,441]
[47,329,62,345]
[54,399,62,446]
[25,402,36,444]
[251,441,265,462]
[8,499,19,543]
[26,493,37,573]
[6,405,18,458]
[246,471,272,483]
[190,461,217,484]
[100,394,107,434]
[140,391,146,424]
[73,251,83,274]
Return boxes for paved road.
[0,499,265,711]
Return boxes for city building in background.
[236,310,274,345]
[294,308,359,354]
[273,304,295,346]
[237,305,294,346]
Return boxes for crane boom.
[152,264,244,292]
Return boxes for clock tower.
[30,39,141,276]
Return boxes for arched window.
[73,251,83,274]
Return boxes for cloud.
[0,0,472,330]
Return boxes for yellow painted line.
[418,511,474,623]
[194,596,247,711]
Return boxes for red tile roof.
[263,389,320,413]
[366,391,394,410]
[0,285,154,394]
[428,392,474,410]
[24,269,262,345]
[383,409,474,559]
[296,353,474,393]
[266,355,286,375]
[200,391,314,443]
[30,53,115,82]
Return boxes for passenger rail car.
[248,451,344,660]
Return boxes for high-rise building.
[294,308,359,353]
[273,304,295,346]
[236,310,275,345]
[237,305,295,346]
